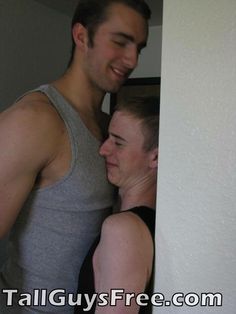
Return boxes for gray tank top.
[0,84,114,313]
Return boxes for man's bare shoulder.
[1,91,64,137]
[94,210,154,293]
[101,210,153,248]
[0,91,67,168]
[6,91,57,119]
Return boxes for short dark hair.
[68,0,151,67]
[115,96,160,151]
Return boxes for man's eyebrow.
[111,32,147,49]
[110,132,127,142]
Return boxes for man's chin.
[108,76,130,93]
[108,83,125,94]
[107,173,117,186]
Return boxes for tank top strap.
[128,206,156,238]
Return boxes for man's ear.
[72,23,88,51]
[149,148,158,169]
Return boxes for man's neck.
[119,180,157,211]
[52,68,108,141]
[52,66,106,115]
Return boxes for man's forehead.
[110,111,142,128]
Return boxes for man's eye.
[115,142,123,146]
[113,40,126,47]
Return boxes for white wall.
[154,0,236,313]
[0,0,71,111]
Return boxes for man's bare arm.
[93,212,153,313]
[0,98,64,238]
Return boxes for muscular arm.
[0,97,63,238]
[93,212,154,314]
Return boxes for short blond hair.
[115,96,160,151]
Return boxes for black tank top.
[75,206,155,314]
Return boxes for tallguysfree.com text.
[1,289,223,310]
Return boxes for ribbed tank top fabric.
[0,84,114,313]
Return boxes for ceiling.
[35,0,163,26]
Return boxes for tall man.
[0,0,151,312]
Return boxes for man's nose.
[123,46,138,70]
[99,139,111,156]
